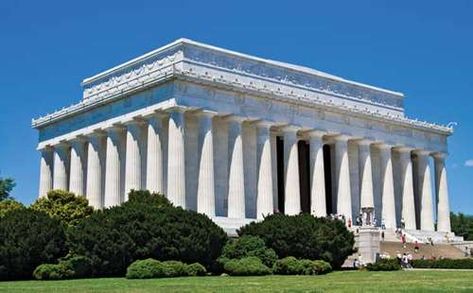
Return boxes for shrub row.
[273,257,332,275]
[126,259,206,279]
[223,257,272,276]
[365,259,401,271]
[218,236,278,267]
[412,258,473,269]
[33,256,93,280]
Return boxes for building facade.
[33,39,453,234]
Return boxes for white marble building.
[33,38,453,235]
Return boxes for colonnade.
[38,108,451,232]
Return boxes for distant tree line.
[451,212,473,241]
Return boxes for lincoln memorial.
[33,38,453,236]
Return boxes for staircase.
[379,241,466,260]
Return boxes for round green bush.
[186,263,207,276]
[223,257,271,276]
[273,257,332,275]
[61,255,93,278]
[68,197,227,276]
[219,236,278,267]
[238,214,355,269]
[366,259,401,271]
[33,263,73,280]
[126,258,163,279]
[0,208,67,280]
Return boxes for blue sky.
[0,1,472,214]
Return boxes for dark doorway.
[323,144,333,214]
[298,141,311,213]
[276,136,285,214]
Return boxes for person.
[414,241,420,253]
[402,234,407,248]
[400,217,405,229]
[381,231,385,242]
[348,217,352,228]
[381,218,386,230]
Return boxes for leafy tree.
[0,177,15,201]
[238,214,355,269]
[0,208,68,280]
[0,199,24,217]
[31,190,94,226]
[123,189,172,208]
[450,212,473,241]
[218,235,278,267]
[67,196,227,276]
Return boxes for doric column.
[378,144,396,229]
[308,130,326,217]
[86,132,106,209]
[146,113,168,194]
[358,140,374,210]
[124,120,146,199]
[167,109,186,208]
[334,135,352,221]
[69,137,87,196]
[415,150,435,231]
[283,126,301,216]
[256,121,274,220]
[196,111,216,217]
[38,147,53,197]
[227,116,246,218]
[104,126,126,207]
[434,153,451,232]
[53,143,70,190]
[397,147,416,230]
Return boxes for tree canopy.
[0,178,15,201]
[451,212,473,241]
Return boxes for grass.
[1,270,473,292]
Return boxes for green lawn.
[1,270,473,292]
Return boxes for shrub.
[126,259,207,279]
[186,263,207,276]
[366,259,401,271]
[124,190,172,208]
[218,236,278,267]
[68,197,227,276]
[223,257,271,276]
[412,258,473,269]
[0,199,24,217]
[61,255,93,278]
[272,257,332,275]
[238,214,355,269]
[33,263,73,280]
[0,209,67,280]
[31,190,93,226]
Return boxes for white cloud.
[465,160,473,167]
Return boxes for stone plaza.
[33,38,453,237]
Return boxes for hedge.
[412,258,473,269]
[223,257,272,276]
[366,259,401,271]
[126,259,207,279]
[218,236,278,267]
[272,257,332,275]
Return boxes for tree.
[218,235,278,267]
[450,212,473,241]
[238,214,355,269]
[67,196,228,276]
[0,177,15,201]
[0,208,68,280]
[0,199,24,217]
[31,190,94,226]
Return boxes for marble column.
[397,147,416,230]
[38,147,53,197]
[53,143,70,190]
[124,120,146,199]
[283,126,301,215]
[358,140,374,210]
[434,153,451,232]
[256,121,274,220]
[416,150,435,231]
[104,126,126,207]
[86,132,106,209]
[227,116,246,219]
[69,138,87,196]
[378,144,396,229]
[334,135,352,221]
[196,112,216,217]
[167,109,186,208]
[146,113,168,194]
[308,131,326,217]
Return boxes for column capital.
[254,120,274,129]
[393,146,414,154]
[305,129,326,139]
[85,129,106,139]
[432,152,448,160]
[54,141,70,149]
[38,145,54,152]
[353,138,375,146]
[413,149,432,157]
[332,134,351,142]
[194,110,218,119]
[103,123,126,134]
[123,116,147,128]
[225,115,247,124]
[166,105,189,114]
[280,125,301,133]
[373,142,394,150]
